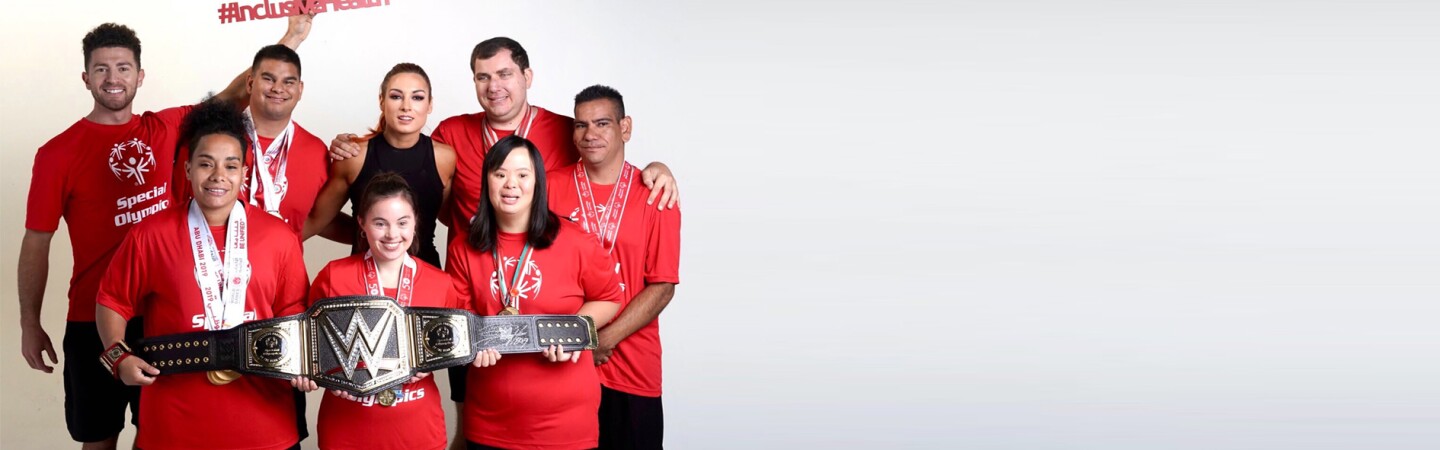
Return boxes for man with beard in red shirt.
[170,43,332,240]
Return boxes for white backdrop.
[2,1,1439,449]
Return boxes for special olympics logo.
[490,257,543,303]
[108,138,156,186]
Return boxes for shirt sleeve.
[578,233,624,305]
[160,105,197,205]
[154,105,195,131]
[645,205,682,285]
[24,147,68,232]
[446,236,476,313]
[272,234,310,316]
[444,283,461,310]
[306,264,334,307]
[431,119,453,146]
[95,228,150,320]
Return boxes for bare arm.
[577,300,622,329]
[215,13,314,106]
[17,230,58,373]
[436,142,458,222]
[594,283,675,365]
[317,214,356,244]
[303,148,362,241]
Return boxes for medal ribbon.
[187,201,251,331]
[492,244,534,312]
[574,163,636,253]
[243,109,293,215]
[362,250,418,307]
[481,105,537,150]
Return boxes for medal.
[362,251,418,306]
[207,369,242,385]
[377,388,397,407]
[573,163,636,254]
[493,244,533,315]
[481,105,537,150]
[188,201,250,331]
[244,109,293,215]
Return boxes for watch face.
[107,348,124,359]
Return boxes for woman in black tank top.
[303,63,457,267]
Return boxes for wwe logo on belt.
[322,309,403,379]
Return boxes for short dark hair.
[251,44,302,78]
[468,135,559,252]
[82,23,141,69]
[574,84,625,118]
[471,37,530,72]
[357,171,421,256]
[178,99,250,163]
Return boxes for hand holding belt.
[133,295,597,398]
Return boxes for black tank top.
[347,134,445,266]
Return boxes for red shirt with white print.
[432,106,579,239]
[25,106,191,321]
[308,253,458,450]
[95,204,308,450]
[447,221,623,449]
[547,163,682,397]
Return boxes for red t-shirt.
[546,163,682,397]
[432,107,579,237]
[169,122,330,239]
[308,254,458,450]
[95,204,309,450]
[446,222,623,449]
[25,106,192,321]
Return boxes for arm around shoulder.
[303,152,362,241]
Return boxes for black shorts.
[598,386,664,450]
[448,364,469,402]
[63,319,143,443]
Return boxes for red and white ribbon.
[188,201,250,330]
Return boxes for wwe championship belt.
[133,296,597,398]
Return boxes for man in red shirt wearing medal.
[17,17,312,450]
[169,43,332,240]
[547,85,681,450]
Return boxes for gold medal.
[377,389,397,407]
[207,369,242,385]
[494,246,532,317]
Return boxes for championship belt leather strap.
[133,295,597,397]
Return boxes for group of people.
[19,14,681,450]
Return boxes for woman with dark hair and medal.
[307,172,464,450]
[94,99,312,450]
[447,135,624,449]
